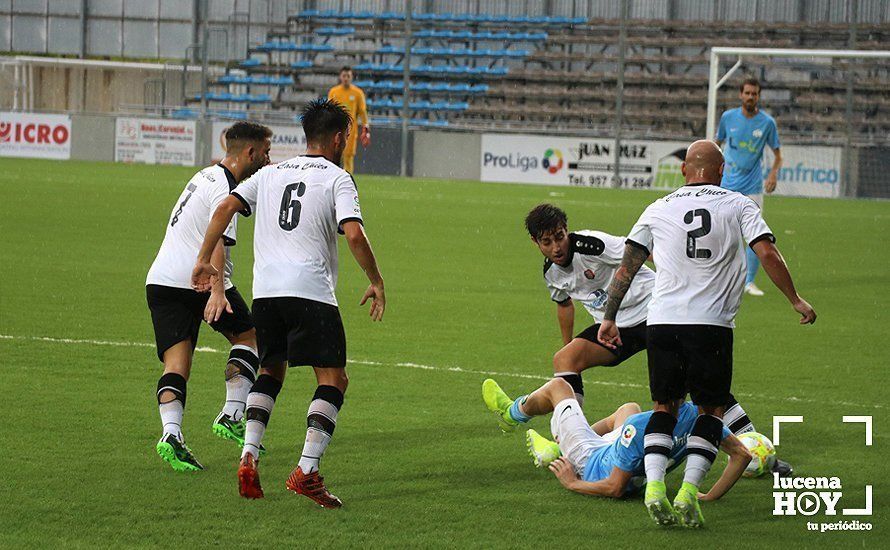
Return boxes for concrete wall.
[69,113,115,161]
[412,130,481,181]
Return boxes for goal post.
[706,47,890,198]
[706,47,890,140]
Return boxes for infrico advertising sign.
[0,112,71,160]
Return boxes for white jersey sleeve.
[546,274,570,303]
[206,176,238,244]
[738,197,774,246]
[334,173,363,233]
[232,170,262,216]
[583,230,627,266]
[626,205,656,252]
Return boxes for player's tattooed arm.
[602,243,649,322]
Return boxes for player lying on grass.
[146,121,272,472]
[482,378,751,499]
[525,203,792,476]
[192,99,385,507]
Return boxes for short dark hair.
[340,66,353,74]
[300,97,351,142]
[740,77,761,92]
[225,121,272,143]
[224,121,272,154]
[525,203,568,240]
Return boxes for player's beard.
[332,144,346,167]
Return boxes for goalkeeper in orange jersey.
[328,66,370,173]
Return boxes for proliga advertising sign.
[481,133,843,198]
[211,121,306,163]
[0,112,71,160]
[480,133,689,190]
[115,117,196,165]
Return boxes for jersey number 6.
[684,209,712,259]
[279,181,307,231]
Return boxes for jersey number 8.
[279,182,307,231]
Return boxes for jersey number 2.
[684,209,712,259]
[279,182,307,231]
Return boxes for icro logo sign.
[771,416,872,518]
[542,148,563,174]
[0,121,69,144]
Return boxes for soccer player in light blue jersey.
[716,77,783,297]
[482,378,752,503]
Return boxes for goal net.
[706,47,890,199]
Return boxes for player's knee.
[552,346,581,373]
[621,402,642,415]
[547,377,575,400]
[228,328,257,348]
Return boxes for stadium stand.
[183,10,889,137]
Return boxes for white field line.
[0,333,881,411]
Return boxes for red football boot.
[285,467,342,508]
[238,453,264,499]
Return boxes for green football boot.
[212,413,266,455]
[156,433,204,472]
[482,378,520,432]
[673,482,705,529]
[526,429,561,468]
[644,480,678,527]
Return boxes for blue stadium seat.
[378,45,405,54]
[451,30,472,40]
[240,58,261,67]
[290,60,313,69]
[215,110,248,120]
[353,11,375,19]
[505,49,530,58]
[316,26,355,36]
[297,10,319,18]
[379,11,405,20]
[172,108,198,119]
[449,83,470,93]
[469,83,489,93]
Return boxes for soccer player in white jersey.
[598,140,816,528]
[192,99,385,507]
[488,203,793,475]
[146,121,272,472]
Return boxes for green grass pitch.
[0,158,886,547]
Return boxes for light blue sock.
[745,246,760,285]
[509,396,532,423]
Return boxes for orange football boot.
[285,467,342,508]
[238,453,264,499]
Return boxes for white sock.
[683,453,714,488]
[242,392,275,460]
[159,400,183,441]
[644,453,669,483]
[222,375,252,420]
[683,435,719,488]
[297,398,339,474]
